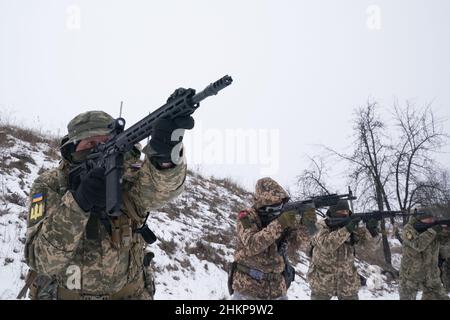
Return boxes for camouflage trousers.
[441,260,450,292]
[310,290,358,300]
[232,292,288,300]
[399,278,449,300]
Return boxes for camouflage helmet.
[253,177,289,209]
[62,111,114,147]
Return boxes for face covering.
[258,202,284,226]
[71,148,93,164]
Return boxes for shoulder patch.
[238,210,249,219]
[28,194,46,226]
[238,211,253,229]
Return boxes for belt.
[57,281,141,300]
[236,264,282,282]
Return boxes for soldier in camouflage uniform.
[440,242,450,293]
[229,177,316,300]
[399,210,450,300]
[19,110,193,300]
[307,200,379,300]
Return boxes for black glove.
[432,225,443,233]
[72,167,106,212]
[366,218,379,237]
[345,218,361,233]
[149,116,194,164]
[149,88,195,165]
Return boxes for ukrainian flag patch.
[29,193,45,224]
[32,193,44,203]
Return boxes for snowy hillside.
[0,125,404,300]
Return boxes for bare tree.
[413,168,450,211]
[325,101,398,265]
[297,99,449,269]
[296,156,332,199]
[296,156,335,217]
[392,101,448,222]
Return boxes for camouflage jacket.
[400,219,450,283]
[307,219,376,297]
[25,150,186,298]
[441,243,450,260]
[232,208,311,299]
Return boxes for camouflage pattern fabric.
[232,177,311,300]
[440,243,450,292]
[61,110,114,147]
[399,217,450,300]
[24,147,186,299]
[253,177,289,209]
[307,219,377,300]
[310,291,357,300]
[232,291,288,300]
[232,208,311,299]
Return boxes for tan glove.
[301,208,317,235]
[302,208,317,225]
[277,211,299,229]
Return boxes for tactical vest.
[19,158,155,299]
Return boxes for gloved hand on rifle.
[72,167,106,212]
[301,208,317,235]
[432,225,443,233]
[345,218,361,233]
[365,218,379,237]
[277,211,299,230]
[148,88,195,168]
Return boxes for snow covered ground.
[0,129,425,300]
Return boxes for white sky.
[1,0,449,191]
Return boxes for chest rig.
[59,161,155,249]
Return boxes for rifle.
[280,192,357,215]
[327,210,412,236]
[413,219,450,233]
[69,75,233,218]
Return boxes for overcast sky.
[1,0,449,192]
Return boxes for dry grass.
[3,257,14,266]
[0,122,60,149]
[176,257,193,271]
[0,131,15,148]
[10,152,36,165]
[185,240,229,270]
[0,207,11,216]
[4,192,26,207]
[210,176,251,198]
[157,239,178,255]
[43,147,60,161]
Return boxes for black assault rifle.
[413,219,450,233]
[279,191,357,215]
[327,210,412,236]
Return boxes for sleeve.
[127,151,187,214]
[401,225,437,253]
[354,227,380,252]
[438,228,450,245]
[25,173,89,275]
[237,214,284,257]
[287,225,313,253]
[312,226,351,254]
